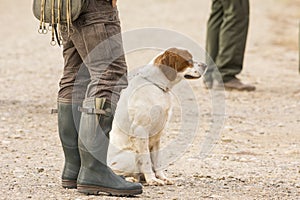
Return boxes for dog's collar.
[141,76,170,92]
[139,65,171,93]
[138,64,172,92]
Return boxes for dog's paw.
[145,178,165,186]
[125,177,139,183]
[156,176,174,185]
[162,178,174,185]
[155,172,174,185]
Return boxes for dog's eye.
[187,59,193,65]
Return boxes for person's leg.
[57,30,90,188]
[69,0,142,195]
[204,0,224,87]
[215,0,249,82]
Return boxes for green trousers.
[205,0,250,83]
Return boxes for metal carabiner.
[38,26,48,34]
[50,39,56,46]
[38,26,44,34]
[41,23,48,34]
[42,28,48,34]
[48,24,53,31]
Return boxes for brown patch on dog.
[154,48,193,81]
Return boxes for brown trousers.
[58,0,128,107]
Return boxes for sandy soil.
[0,0,300,199]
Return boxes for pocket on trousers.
[81,23,114,62]
[104,22,124,60]
[94,23,114,60]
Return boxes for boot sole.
[77,184,142,196]
[225,87,256,92]
[214,85,256,92]
[62,179,77,189]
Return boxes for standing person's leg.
[67,0,142,196]
[57,31,90,188]
[205,0,224,88]
[215,0,249,82]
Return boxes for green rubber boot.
[77,98,143,196]
[58,103,81,189]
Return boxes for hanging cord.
[38,0,71,46]
[57,0,61,29]
[57,0,62,44]
[66,0,72,36]
[50,0,56,45]
[39,0,47,34]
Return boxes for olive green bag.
[32,0,86,45]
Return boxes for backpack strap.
[38,0,47,34]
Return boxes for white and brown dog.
[108,48,207,186]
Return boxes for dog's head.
[154,48,207,81]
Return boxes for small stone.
[277,123,284,127]
[37,168,44,173]
[13,135,22,139]
[221,138,233,143]
[172,173,182,178]
[239,158,248,162]
[16,129,24,133]
[224,126,233,131]
[222,156,229,161]
[176,183,183,187]
[2,140,11,145]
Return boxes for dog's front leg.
[133,125,165,186]
[150,135,174,185]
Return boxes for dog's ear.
[154,50,177,81]
[160,64,177,81]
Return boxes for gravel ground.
[0,0,300,199]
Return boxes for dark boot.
[58,102,82,189]
[223,77,256,91]
[77,98,143,196]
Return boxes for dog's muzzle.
[184,62,208,79]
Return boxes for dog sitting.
[107,48,207,186]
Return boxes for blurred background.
[0,0,299,199]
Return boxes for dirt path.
[0,0,299,199]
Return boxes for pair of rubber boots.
[58,98,142,196]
